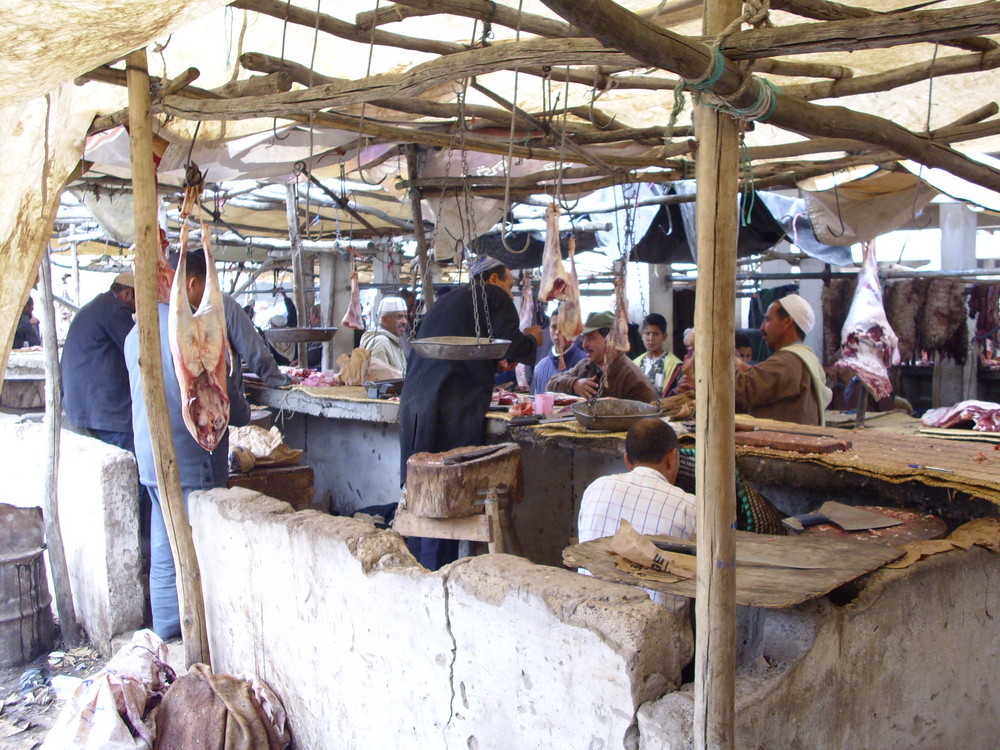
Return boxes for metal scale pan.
[409,336,512,361]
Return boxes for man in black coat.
[398,257,541,569]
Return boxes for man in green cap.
[546,311,657,402]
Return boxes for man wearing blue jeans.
[125,257,250,639]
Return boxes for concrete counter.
[247,384,623,565]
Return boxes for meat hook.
[825,181,846,238]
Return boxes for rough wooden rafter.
[537,0,1000,192]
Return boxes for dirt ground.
[0,630,185,749]
[0,632,107,749]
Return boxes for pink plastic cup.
[534,392,555,416]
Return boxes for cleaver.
[783,502,903,533]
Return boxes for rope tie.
[700,77,779,122]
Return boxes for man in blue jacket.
[125,262,250,640]
[61,273,137,450]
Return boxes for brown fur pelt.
[920,279,968,364]
[821,278,856,364]
[884,278,927,365]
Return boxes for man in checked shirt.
[578,417,696,616]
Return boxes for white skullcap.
[777,294,815,334]
[269,314,288,328]
[379,297,408,317]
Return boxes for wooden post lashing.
[38,246,82,647]
[405,145,435,309]
[284,183,309,366]
[126,48,210,666]
[693,2,741,748]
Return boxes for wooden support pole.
[692,0,740,746]
[126,48,210,666]
[405,145,435,310]
[38,246,81,647]
[285,183,309,366]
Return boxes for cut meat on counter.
[168,229,231,452]
[921,400,1000,432]
[341,271,364,330]
[832,242,900,400]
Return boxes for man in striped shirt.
[578,418,696,615]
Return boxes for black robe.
[398,282,537,484]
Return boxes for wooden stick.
[783,47,1000,101]
[382,0,577,38]
[126,48,210,667]
[406,145,435,310]
[770,0,996,53]
[39,247,82,648]
[232,0,463,56]
[285,184,309,366]
[691,1,739,746]
[753,57,853,79]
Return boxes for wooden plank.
[394,508,492,542]
[562,531,903,609]
[227,465,314,510]
[734,430,852,453]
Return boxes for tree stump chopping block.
[404,442,523,518]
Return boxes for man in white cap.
[61,272,138,449]
[735,293,832,426]
[361,296,409,375]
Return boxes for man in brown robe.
[735,294,832,426]
[547,311,657,402]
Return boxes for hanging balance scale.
[410,271,511,360]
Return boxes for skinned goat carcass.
[341,271,364,330]
[168,226,231,452]
[832,242,900,400]
[539,202,584,345]
[515,271,536,389]
[605,274,631,353]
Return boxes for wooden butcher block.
[735,430,852,454]
[405,442,523,519]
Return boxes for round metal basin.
[571,398,663,432]
[410,336,511,360]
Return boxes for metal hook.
[499,217,532,254]
[825,181,846,238]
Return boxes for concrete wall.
[638,548,1000,750]
[190,487,693,750]
[0,415,143,654]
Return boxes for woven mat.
[732,416,1000,505]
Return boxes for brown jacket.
[547,352,657,403]
[735,349,821,425]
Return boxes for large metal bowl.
[571,398,663,432]
[263,327,337,344]
[410,336,511,361]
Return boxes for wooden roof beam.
[358,0,578,39]
[538,0,1000,193]
[231,0,465,56]
[769,0,997,53]
[783,47,1000,101]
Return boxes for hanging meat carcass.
[168,226,232,452]
[538,203,584,344]
[605,274,630,353]
[341,271,364,330]
[515,271,535,389]
[832,242,900,400]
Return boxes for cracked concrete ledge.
[638,546,1000,750]
[190,487,694,749]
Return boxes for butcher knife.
[782,502,903,533]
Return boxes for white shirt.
[578,466,697,615]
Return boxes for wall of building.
[189,487,694,750]
[0,415,144,654]
[638,548,1000,750]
